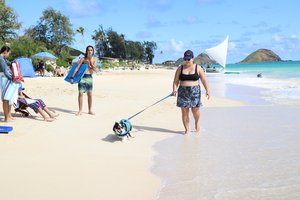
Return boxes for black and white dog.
[113,119,132,139]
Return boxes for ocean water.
[226,61,300,78]
[152,61,300,200]
[214,61,300,106]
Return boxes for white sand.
[0,69,244,200]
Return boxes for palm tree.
[76,26,85,46]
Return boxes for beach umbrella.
[32,52,57,61]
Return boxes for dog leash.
[127,93,173,120]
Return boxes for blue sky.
[6,0,300,63]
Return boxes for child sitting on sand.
[17,84,59,122]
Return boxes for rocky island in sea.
[239,48,282,63]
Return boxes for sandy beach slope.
[0,69,243,200]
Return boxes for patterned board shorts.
[78,74,93,93]
[177,85,202,108]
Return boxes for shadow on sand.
[102,125,182,143]
[102,123,183,143]
[102,134,123,143]
[132,125,183,135]
[48,107,76,115]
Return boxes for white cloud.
[171,39,184,52]
[140,0,173,10]
[290,34,297,39]
[154,39,185,63]
[65,0,103,17]
[273,34,282,42]
[228,42,237,50]
[178,16,201,25]
[145,17,166,28]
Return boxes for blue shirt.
[0,55,12,80]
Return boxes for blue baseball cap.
[183,50,194,59]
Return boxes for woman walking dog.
[172,50,210,134]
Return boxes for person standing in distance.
[70,45,97,116]
[172,50,210,134]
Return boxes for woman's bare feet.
[44,118,54,122]
[50,113,59,118]
[195,124,201,133]
[76,111,82,116]
[88,111,95,115]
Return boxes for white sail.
[205,35,229,68]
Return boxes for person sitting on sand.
[53,66,61,77]
[17,84,59,122]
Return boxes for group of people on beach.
[1,44,210,133]
[0,46,59,122]
[0,45,97,123]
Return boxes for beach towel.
[0,74,20,105]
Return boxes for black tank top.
[179,64,200,81]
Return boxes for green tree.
[107,30,126,59]
[56,46,72,67]
[143,41,157,64]
[93,26,126,59]
[92,25,109,58]
[125,40,144,61]
[93,25,157,63]
[9,35,47,59]
[26,8,74,55]
[0,2,21,41]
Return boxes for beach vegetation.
[92,25,109,59]
[56,47,72,67]
[8,35,47,59]
[24,8,75,56]
[126,40,144,61]
[100,60,119,69]
[93,25,157,64]
[93,26,126,59]
[0,2,21,41]
[143,41,157,64]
